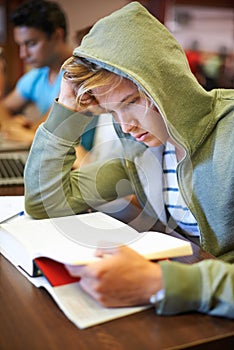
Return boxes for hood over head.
[73,1,213,152]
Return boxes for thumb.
[65,264,85,277]
[95,243,121,258]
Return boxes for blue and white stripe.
[163,142,199,237]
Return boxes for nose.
[19,45,28,60]
[114,110,137,134]
[119,120,136,134]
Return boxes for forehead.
[92,78,137,107]
[13,26,47,44]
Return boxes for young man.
[0,0,72,144]
[24,2,234,319]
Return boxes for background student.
[0,0,95,157]
[24,2,234,319]
[0,0,71,144]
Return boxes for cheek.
[35,42,50,55]
[139,109,160,131]
[145,111,168,139]
[30,45,43,56]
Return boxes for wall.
[2,0,234,89]
[56,0,129,47]
[166,5,234,53]
[57,1,234,53]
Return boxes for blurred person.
[0,0,71,144]
[203,46,228,91]
[0,0,94,157]
[217,51,234,88]
[73,25,93,46]
[185,40,206,87]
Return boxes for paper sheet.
[24,271,150,329]
[0,196,25,223]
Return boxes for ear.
[52,27,66,42]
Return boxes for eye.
[27,40,37,48]
[128,96,139,105]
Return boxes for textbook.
[0,212,192,329]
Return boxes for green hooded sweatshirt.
[25,2,234,318]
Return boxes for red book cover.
[35,257,80,287]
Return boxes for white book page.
[46,282,150,329]
[1,212,192,267]
[15,268,150,329]
[0,196,25,222]
[1,213,142,265]
[130,231,193,259]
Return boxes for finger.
[79,277,102,303]
[65,264,85,277]
[72,261,100,279]
[95,244,120,258]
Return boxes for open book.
[0,211,192,329]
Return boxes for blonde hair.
[62,56,153,110]
[62,57,121,108]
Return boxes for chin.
[147,140,164,147]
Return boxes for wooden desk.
[1,236,233,350]
[0,185,24,196]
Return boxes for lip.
[132,132,148,142]
[24,60,33,65]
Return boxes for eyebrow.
[120,93,134,104]
[99,92,136,111]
